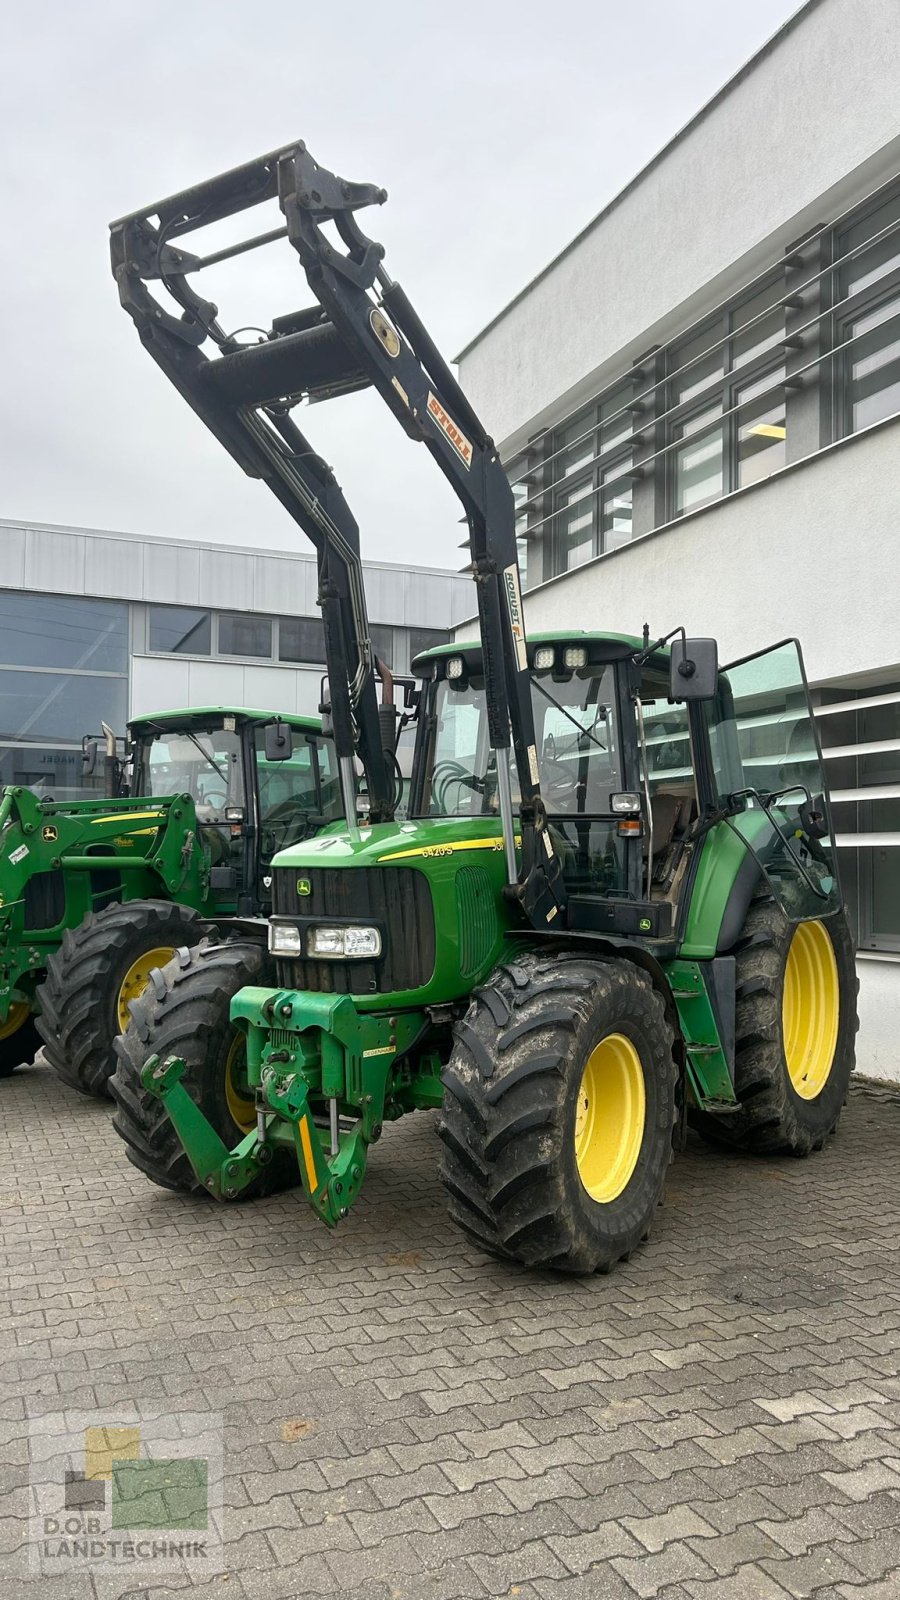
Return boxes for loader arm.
[110,141,564,928]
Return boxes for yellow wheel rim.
[116,946,177,1033]
[224,1031,256,1135]
[0,1001,30,1040]
[782,919,840,1100]
[574,1033,646,1204]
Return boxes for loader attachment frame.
[111,141,564,928]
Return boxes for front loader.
[110,142,856,1269]
[1,706,343,1097]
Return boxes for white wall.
[456,417,900,689]
[458,0,900,453]
[129,656,324,721]
[857,959,900,1085]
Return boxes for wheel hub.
[574,1032,646,1204]
[116,947,177,1033]
[782,919,840,1100]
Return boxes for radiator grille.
[456,865,494,980]
[272,865,435,994]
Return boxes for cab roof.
[412,631,668,675]
[128,706,323,734]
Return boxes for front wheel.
[37,900,211,1099]
[691,900,857,1155]
[111,936,299,1198]
[438,953,678,1274]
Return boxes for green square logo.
[296,877,311,897]
[111,1457,208,1530]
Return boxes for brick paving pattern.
[2,1057,900,1599]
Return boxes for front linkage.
[140,992,441,1224]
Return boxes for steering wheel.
[261,799,312,853]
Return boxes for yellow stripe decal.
[298,1116,319,1192]
[378,836,514,863]
[90,811,164,827]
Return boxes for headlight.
[446,656,465,680]
[268,920,303,956]
[611,792,642,814]
[309,924,382,959]
[533,646,555,671]
[563,645,587,669]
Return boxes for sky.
[1,0,801,571]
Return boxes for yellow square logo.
[84,1426,140,1481]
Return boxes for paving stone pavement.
[2,1058,900,1600]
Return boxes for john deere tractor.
[0,705,342,1094]
[109,142,856,1269]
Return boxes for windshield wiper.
[531,679,608,754]
[182,732,228,785]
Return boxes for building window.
[279,616,326,664]
[0,591,128,673]
[0,744,107,800]
[550,388,635,570]
[369,624,394,669]
[815,684,900,954]
[218,613,272,659]
[836,185,900,439]
[148,604,211,655]
[409,627,448,663]
[669,280,786,518]
[0,670,127,744]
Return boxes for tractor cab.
[128,707,342,914]
[413,630,839,947]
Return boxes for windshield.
[424,666,623,817]
[139,727,244,822]
[254,730,342,851]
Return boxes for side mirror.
[264,721,293,762]
[82,739,99,776]
[670,637,718,702]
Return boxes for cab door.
[706,638,841,919]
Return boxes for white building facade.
[457,0,900,1080]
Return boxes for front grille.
[272,865,435,994]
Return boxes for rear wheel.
[691,898,857,1155]
[438,953,678,1274]
[38,900,210,1099]
[0,1003,40,1078]
[111,936,299,1197]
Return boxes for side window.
[640,699,692,796]
[709,640,841,918]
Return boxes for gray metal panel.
[363,564,406,626]
[198,547,257,610]
[406,570,455,630]
[24,528,86,595]
[253,554,316,618]
[142,540,202,605]
[84,537,144,599]
[0,525,26,591]
[448,575,475,626]
[130,655,190,719]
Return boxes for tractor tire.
[691,897,857,1156]
[438,952,678,1274]
[38,899,211,1099]
[0,1004,41,1078]
[110,936,299,1198]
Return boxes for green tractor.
[0,706,342,1094]
[109,142,856,1269]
